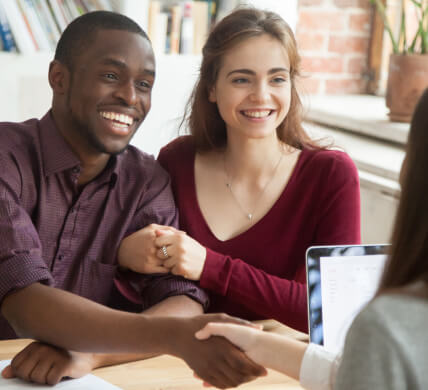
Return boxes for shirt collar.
[39,111,81,176]
[39,110,121,187]
[98,154,120,188]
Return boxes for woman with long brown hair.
[119,7,360,332]
[196,89,428,389]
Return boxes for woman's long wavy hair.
[183,7,319,152]
[378,88,428,290]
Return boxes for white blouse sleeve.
[299,343,341,390]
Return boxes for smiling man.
[0,11,265,389]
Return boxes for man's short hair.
[54,11,150,70]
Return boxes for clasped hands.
[118,224,207,281]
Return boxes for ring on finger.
[161,245,169,259]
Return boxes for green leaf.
[410,0,422,8]
[372,0,428,54]
[422,28,428,53]
[408,26,420,52]
[371,0,400,53]
[399,0,407,52]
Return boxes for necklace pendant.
[247,213,253,220]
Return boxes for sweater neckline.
[189,147,309,244]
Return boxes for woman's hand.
[194,322,265,387]
[167,314,267,388]
[154,225,207,281]
[1,341,96,385]
[196,322,309,381]
[195,323,262,361]
[118,225,169,274]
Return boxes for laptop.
[306,244,389,354]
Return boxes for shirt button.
[58,254,64,261]
[70,207,76,213]
[72,167,80,174]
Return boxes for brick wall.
[296,0,373,95]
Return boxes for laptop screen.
[306,244,389,353]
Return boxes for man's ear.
[48,60,70,94]
[208,86,216,103]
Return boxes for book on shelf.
[192,0,209,54]
[117,0,148,31]
[0,2,17,51]
[19,0,53,50]
[58,0,72,21]
[0,0,116,53]
[80,0,103,12]
[73,0,87,14]
[147,0,160,41]
[148,1,168,55]
[0,0,218,55]
[65,0,82,19]
[147,0,217,55]
[169,3,181,54]
[48,0,69,32]
[2,0,37,53]
[94,0,113,11]
[179,1,192,54]
[34,0,61,47]
[57,0,76,25]
[17,0,41,50]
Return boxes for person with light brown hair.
[196,89,428,389]
[119,7,361,332]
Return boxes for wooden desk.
[0,323,306,390]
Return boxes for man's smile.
[99,111,134,125]
[99,111,139,135]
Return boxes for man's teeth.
[100,111,133,125]
[243,110,271,118]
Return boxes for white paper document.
[320,254,387,353]
[0,360,122,389]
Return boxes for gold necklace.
[223,151,284,220]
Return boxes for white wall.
[0,52,52,122]
[131,54,200,156]
[360,185,398,244]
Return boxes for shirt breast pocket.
[78,257,117,305]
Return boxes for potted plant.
[371,0,428,122]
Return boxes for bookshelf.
[0,0,297,155]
